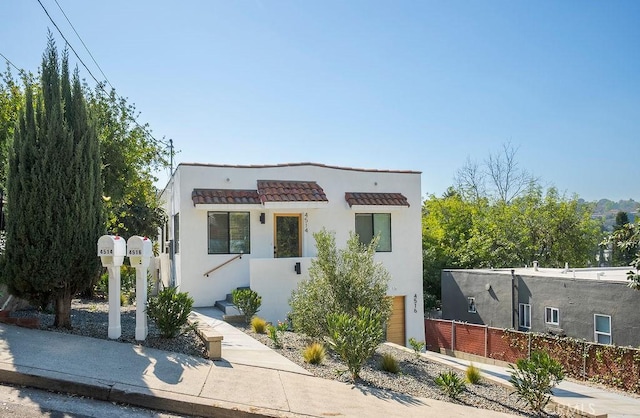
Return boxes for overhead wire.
[52,0,114,91]
[34,0,175,173]
[0,52,25,75]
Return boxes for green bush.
[408,337,425,358]
[146,287,194,338]
[380,353,400,374]
[303,342,326,365]
[251,316,267,334]
[232,288,262,322]
[326,306,384,381]
[267,321,288,348]
[435,371,466,399]
[465,363,482,384]
[509,350,564,414]
[289,229,391,339]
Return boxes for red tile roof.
[345,192,410,207]
[192,189,261,205]
[257,180,328,203]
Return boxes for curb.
[0,362,293,418]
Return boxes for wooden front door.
[274,214,301,258]
[386,296,406,345]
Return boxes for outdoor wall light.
[259,213,265,224]
[294,262,301,275]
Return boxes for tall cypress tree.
[3,36,103,328]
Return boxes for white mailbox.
[127,236,153,267]
[127,235,153,341]
[97,234,127,340]
[97,235,126,267]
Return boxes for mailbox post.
[127,236,153,341]
[97,235,126,339]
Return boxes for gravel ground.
[11,297,207,358]
[239,324,564,417]
[13,299,566,417]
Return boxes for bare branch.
[454,157,486,202]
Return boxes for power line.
[34,0,175,160]
[52,0,114,90]
[0,52,25,75]
[36,0,102,87]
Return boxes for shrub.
[435,371,466,399]
[380,353,400,374]
[251,316,267,334]
[408,337,425,358]
[146,287,194,338]
[303,342,326,365]
[466,363,482,384]
[120,290,133,306]
[509,350,565,414]
[326,306,384,381]
[267,321,288,348]
[289,229,391,339]
[232,288,262,322]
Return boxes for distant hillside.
[580,198,640,231]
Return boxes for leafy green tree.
[422,189,478,307]
[422,184,602,304]
[469,187,601,268]
[0,67,31,233]
[326,306,384,381]
[3,37,103,327]
[289,229,392,339]
[609,211,636,266]
[603,221,640,289]
[85,83,169,239]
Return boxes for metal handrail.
[203,253,243,277]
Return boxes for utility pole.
[169,138,174,174]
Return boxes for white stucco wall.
[158,163,425,345]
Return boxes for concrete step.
[213,300,241,316]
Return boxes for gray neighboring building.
[442,266,640,347]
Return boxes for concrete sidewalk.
[0,322,517,418]
[403,346,640,418]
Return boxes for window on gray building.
[519,303,531,329]
[545,307,559,326]
[594,314,612,345]
[467,297,476,313]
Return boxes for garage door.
[386,296,405,345]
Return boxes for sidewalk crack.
[277,371,291,412]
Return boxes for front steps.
[213,286,251,317]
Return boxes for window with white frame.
[519,303,531,329]
[545,307,559,326]
[467,297,476,313]
[355,213,391,252]
[594,314,612,345]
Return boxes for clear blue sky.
[2,1,639,201]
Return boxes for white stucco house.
[157,162,424,346]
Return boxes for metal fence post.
[451,320,455,352]
[582,341,587,379]
[485,325,488,358]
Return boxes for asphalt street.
[0,383,192,418]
